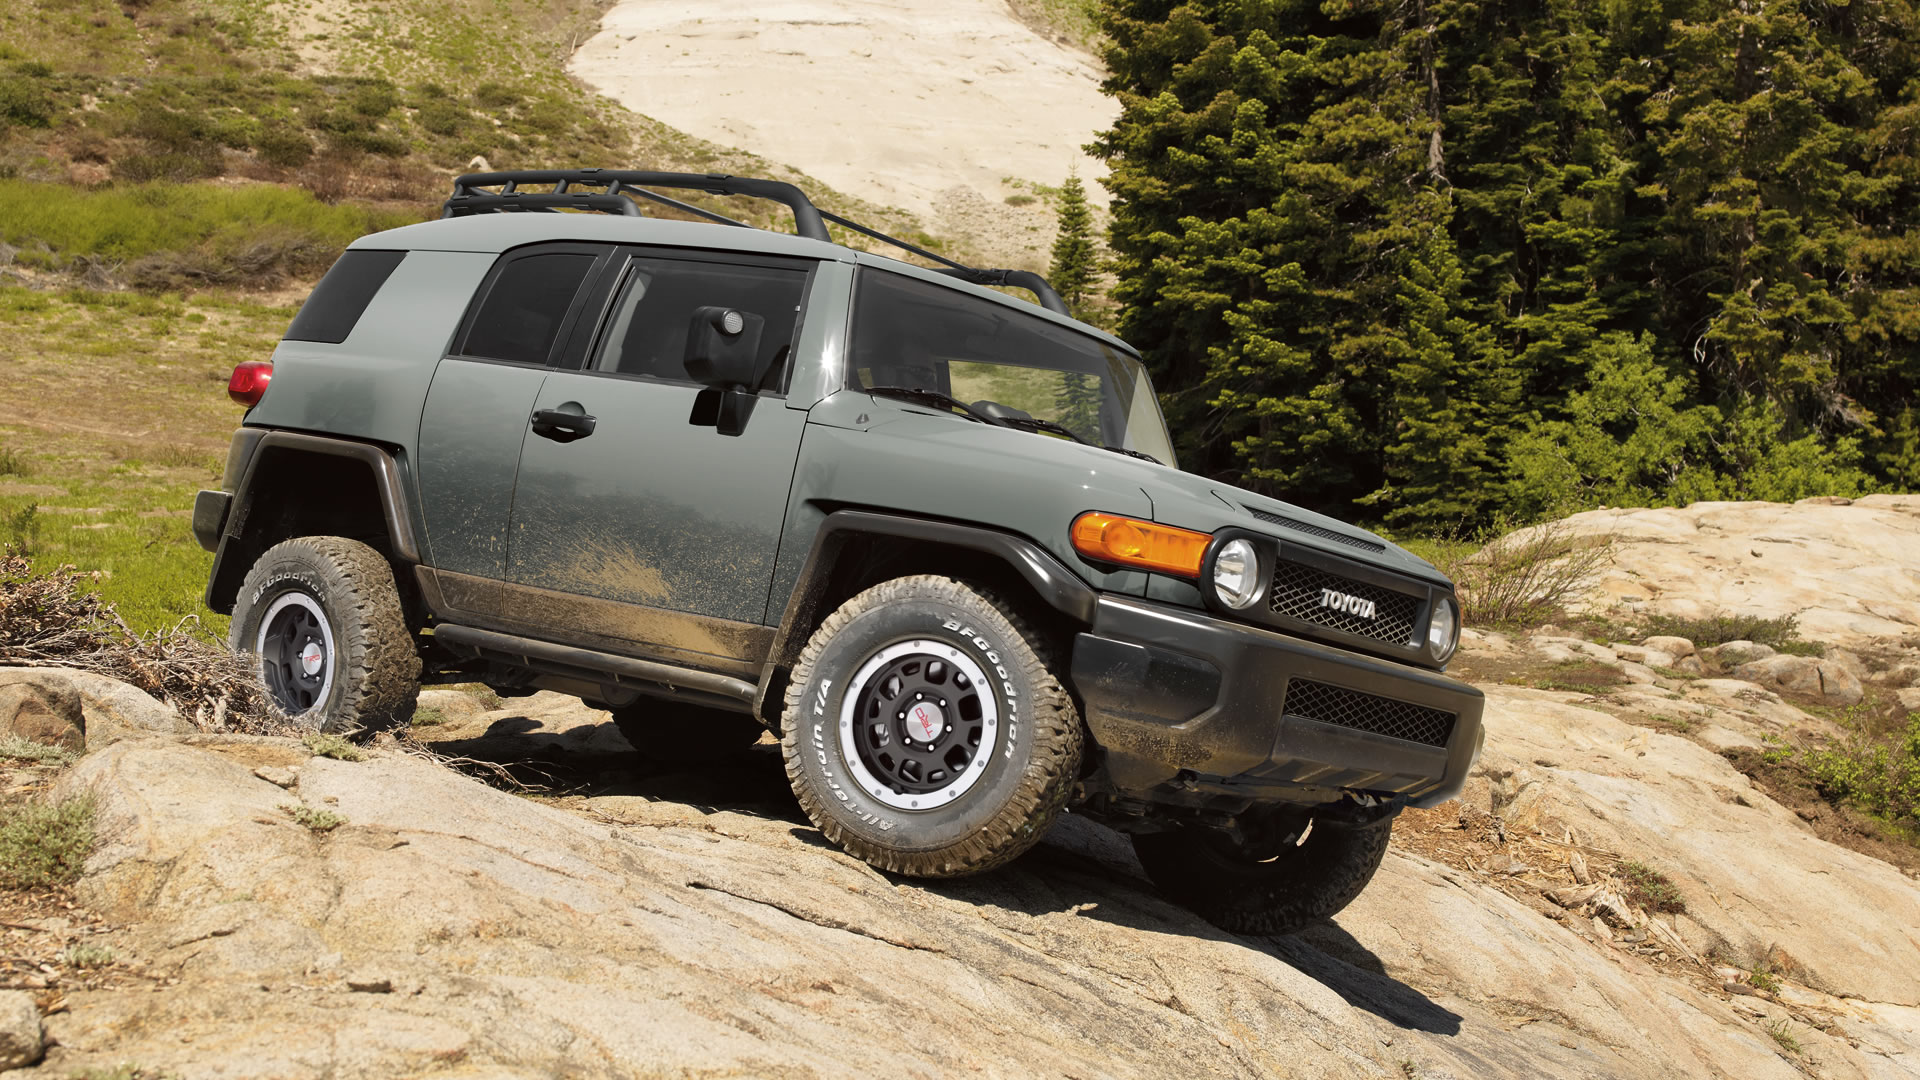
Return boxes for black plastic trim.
[1071,594,1483,812]
[755,510,1100,719]
[204,432,421,612]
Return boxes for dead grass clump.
[0,550,285,731]
[1425,518,1613,630]
[0,796,94,889]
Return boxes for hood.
[812,392,1449,589]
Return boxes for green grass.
[1005,0,1102,50]
[0,179,421,274]
[411,707,446,728]
[0,284,291,634]
[1642,612,1805,649]
[1749,966,1782,994]
[0,796,94,889]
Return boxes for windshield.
[845,268,1177,467]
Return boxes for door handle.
[530,405,597,443]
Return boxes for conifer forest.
[1094,0,1920,530]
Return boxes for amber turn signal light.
[1070,512,1211,578]
[228,361,273,407]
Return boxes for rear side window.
[459,252,599,365]
[592,257,809,391]
[284,249,407,344]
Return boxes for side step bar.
[432,624,759,708]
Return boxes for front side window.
[460,252,598,365]
[593,256,809,392]
[847,269,1176,466]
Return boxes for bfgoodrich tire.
[1131,812,1395,935]
[230,536,420,734]
[780,575,1083,877]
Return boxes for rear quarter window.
[457,251,600,365]
[283,249,408,344]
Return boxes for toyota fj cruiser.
[195,170,1484,934]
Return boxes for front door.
[503,249,816,663]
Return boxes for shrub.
[1418,517,1612,630]
[0,445,25,476]
[0,73,54,130]
[113,151,222,183]
[302,730,364,762]
[255,126,314,168]
[61,941,114,968]
[416,99,469,137]
[348,83,399,119]
[1642,612,1803,649]
[1804,714,1920,832]
[0,796,94,888]
[1618,860,1687,914]
[0,732,77,768]
[473,82,519,109]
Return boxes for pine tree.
[1048,172,1099,318]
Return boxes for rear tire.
[1131,811,1395,935]
[779,575,1083,878]
[609,699,765,762]
[230,536,420,734]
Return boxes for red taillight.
[228,362,273,407]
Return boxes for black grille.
[1243,506,1385,553]
[1282,679,1456,748]
[1268,559,1420,645]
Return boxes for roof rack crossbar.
[439,169,1072,317]
[445,170,830,240]
[622,185,754,230]
[817,209,1070,315]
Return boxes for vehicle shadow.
[419,712,1461,1037]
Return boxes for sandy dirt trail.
[569,0,1116,220]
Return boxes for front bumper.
[1070,595,1484,812]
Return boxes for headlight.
[1212,538,1262,609]
[1427,595,1459,663]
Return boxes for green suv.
[195,170,1484,934]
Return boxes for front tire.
[1132,811,1395,935]
[780,575,1083,877]
[230,536,420,733]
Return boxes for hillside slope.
[11,496,1920,1078]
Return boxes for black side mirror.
[685,306,767,437]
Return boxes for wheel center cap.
[299,641,325,677]
[906,701,945,742]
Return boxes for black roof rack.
[442,169,1069,317]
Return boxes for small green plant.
[1765,1019,1802,1055]
[0,732,78,767]
[0,445,26,476]
[5,503,38,555]
[61,941,114,969]
[1776,640,1828,658]
[1618,860,1687,914]
[301,730,365,762]
[411,707,446,727]
[1748,966,1782,994]
[281,804,346,832]
[1760,733,1795,767]
[1649,713,1695,734]
[0,796,94,888]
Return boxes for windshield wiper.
[994,414,1095,445]
[1102,445,1164,465]
[864,386,996,424]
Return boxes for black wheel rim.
[850,650,986,796]
[257,592,332,715]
